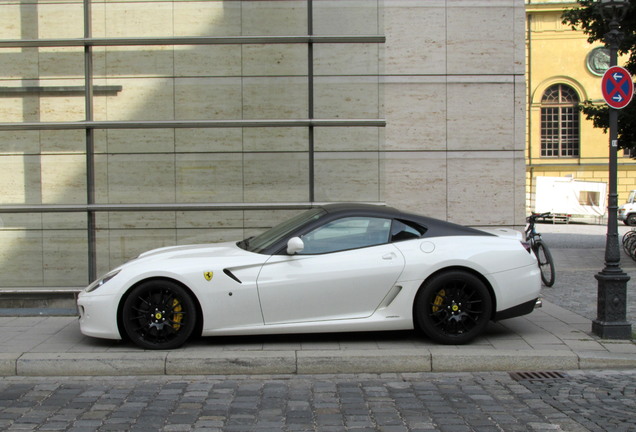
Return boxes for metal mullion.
[0,203,323,213]
[84,0,97,282]
[0,119,386,131]
[308,0,314,202]
[0,35,386,48]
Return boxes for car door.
[256,216,406,324]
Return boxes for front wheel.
[534,242,555,287]
[414,271,492,345]
[121,280,197,350]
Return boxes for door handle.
[382,252,396,260]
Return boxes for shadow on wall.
[0,1,383,287]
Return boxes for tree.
[562,0,636,154]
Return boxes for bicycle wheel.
[534,241,555,287]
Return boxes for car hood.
[134,241,256,263]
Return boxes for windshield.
[238,207,326,254]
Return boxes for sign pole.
[593,19,632,339]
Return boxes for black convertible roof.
[318,203,491,237]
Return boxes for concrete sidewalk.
[0,300,634,376]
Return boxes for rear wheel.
[414,270,492,345]
[628,214,636,226]
[534,242,555,287]
[121,280,196,350]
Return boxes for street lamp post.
[592,0,632,339]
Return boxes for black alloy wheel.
[415,270,492,345]
[121,280,196,350]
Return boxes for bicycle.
[622,229,636,261]
[525,212,556,287]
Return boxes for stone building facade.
[526,0,636,214]
[0,0,526,289]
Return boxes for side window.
[390,219,426,242]
[300,217,391,254]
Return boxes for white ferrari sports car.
[78,203,541,350]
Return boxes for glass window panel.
[242,77,308,119]
[99,77,174,122]
[314,44,380,76]
[0,155,43,205]
[174,45,241,77]
[243,128,308,152]
[39,47,84,79]
[175,128,243,153]
[314,152,380,202]
[41,154,86,204]
[97,129,176,154]
[175,77,242,120]
[241,1,307,36]
[243,44,308,76]
[0,130,40,155]
[0,48,38,80]
[98,153,176,204]
[173,1,241,37]
[176,153,244,203]
[540,85,580,158]
[105,46,174,78]
[0,215,88,287]
[314,76,380,119]
[40,130,85,154]
[315,127,380,152]
[102,2,174,38]
[313,1,379,35]
[243,153,309,202]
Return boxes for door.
[256,216,406,324]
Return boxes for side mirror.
[287,237,304,255]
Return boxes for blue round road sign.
[602,66,634,109]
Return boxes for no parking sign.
[601,66,634,109]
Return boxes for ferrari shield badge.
[203,271,214,281]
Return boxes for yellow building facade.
[526,0,636,213]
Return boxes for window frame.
[540,84,580,158]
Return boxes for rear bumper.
[494,298,540,321]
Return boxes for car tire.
[628,214,636,226]
[121,279,196,350]
[414,270,492,345]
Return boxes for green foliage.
[562,0,636,154]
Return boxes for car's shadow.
[92,322,515,351]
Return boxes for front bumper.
[77,291,122,340]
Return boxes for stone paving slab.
[0,299,634,376]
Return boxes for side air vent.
[223,269,242,284]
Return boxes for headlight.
[85,269,121,293]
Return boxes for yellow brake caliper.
[172,299,183,331]
[432,289,446,313]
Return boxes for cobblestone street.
[536,223,636,324]
[1,370,635,432]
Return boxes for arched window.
[540,84,580,157]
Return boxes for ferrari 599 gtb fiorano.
[77,203,541,350]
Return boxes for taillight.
[521,241,532,253]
